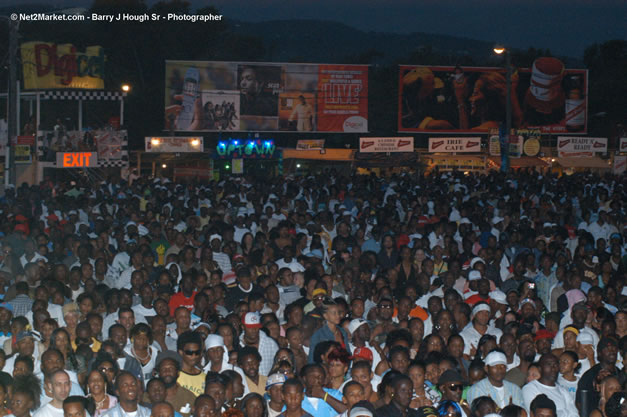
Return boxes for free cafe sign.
[429,137,481,153]
[56,152,99,168]
[20,41,105,90]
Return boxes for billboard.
[557,136,607,158]
[398,58,588,134]
[21,42,105,90]
[428,137,481,153]
[145,137,203,153]
[165,61,368,132]
[359,137,414,153]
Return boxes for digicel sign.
[56,152,99,168]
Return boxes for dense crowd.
[0,169,624,417]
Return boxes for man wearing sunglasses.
[176,331,206,397]
[466,350,524,409]
[437,370,470,417]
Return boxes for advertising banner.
[428,137,481,153]
[17,136,35,146]
[489,129,541,157]
[359,137,414,153]
[614,156,626,175]
[21,41,105,90]
[557,136,607,158]
[96,130,126,160]
[14,145,32,164]
[296,140,325,150]
[398,59,588,134]
[145,137,203,153]
[620,137,627,153]
[165,61,368,132]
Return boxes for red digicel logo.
[432,141,444,150]
[559,139,570,148]
[361,141,374,149]
[593,141,605,148]
[397,139,411,147]
[466,141,479,148]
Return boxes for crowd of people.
[0,168,624,417]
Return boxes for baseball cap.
[243,312,262,329]
[597,337,618,352]
[350,408,373,417]
[0,302,13,313]
[348,319,368,335]
[266,373,286,389]
[16,331,34,343]
[438,369,464,385]
[576,332,594,345]
[534,329,554,341]
[468,270,481,281]
[351,347,374,362]
[156,350,183,368]
[484,351,507,366]
[489,290,507,305]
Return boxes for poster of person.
[200,91,240,131]
[279,92,316,131]
[165,61,368,132]
[237,64,282,117]
[398,59,588,134]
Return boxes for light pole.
[494,45,511,173]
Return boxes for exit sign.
[56,152,99,168]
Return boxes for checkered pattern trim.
[98,159,129,168]
[40,91,127,100]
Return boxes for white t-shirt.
[522,380,579,417]
[557,375,578,403]
[33,403,64,417]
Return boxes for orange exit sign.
[56,152,99,168]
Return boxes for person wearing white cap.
[210,234,232,274]
[347,319,382,373]
[467,350,524,409]
[460,302,502,358]
[202,335,249,395]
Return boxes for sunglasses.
[184,349,202,356]
[447,384,464,391]
[99,367,114,373]
[378,304,392,309]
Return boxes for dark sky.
[5,0,627,57]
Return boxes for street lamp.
[494,45,511,173]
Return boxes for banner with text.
[359,137,414,153]
[21,41,105,90]
[296,140,325,150]
[557,136,607,157]
[165,61,368,132]
[620,137,627,153]
[428,137,481,153]
[398,60,587,134]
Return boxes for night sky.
[4,0,627,57]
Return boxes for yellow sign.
[14,145,32,164]
[21,41,105,90]
[524,138,541,156]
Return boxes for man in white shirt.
[522,353,579,417]
[62,396,87,417]
[460,302,503,358]
[34,370,71,417]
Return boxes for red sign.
[16,136,35,145]
[317,65,369,132]
[57,152,98,168]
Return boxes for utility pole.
[6,18,18,187]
